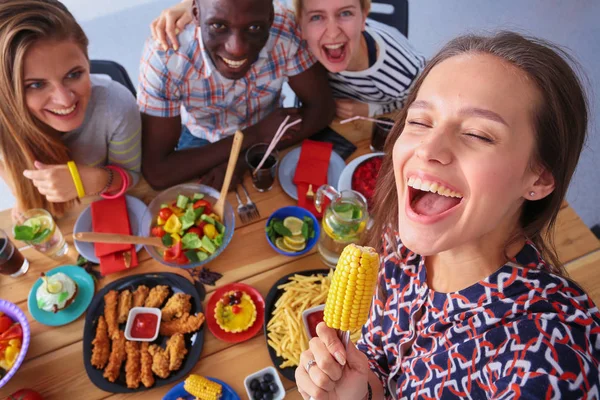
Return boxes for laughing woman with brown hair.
[295,32,600,400]
[0,0,141,219]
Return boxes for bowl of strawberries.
[338,153,384,210]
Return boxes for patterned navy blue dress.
[357,230,600,399]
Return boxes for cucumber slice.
[176,194,189,209]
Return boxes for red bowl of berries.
[338,153,384,210]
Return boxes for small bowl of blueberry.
[244,366,285,400]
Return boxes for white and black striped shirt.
[328,19,426,117]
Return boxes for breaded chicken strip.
[165,333,188,371]
[148,344,170,379]
[140,342,154,388]
[91,316,110,369]
[125,340,141,389]
[133,285,150,308]
[103,290,119,340]
[159,312,205,336]
[144,285,170,308]
[117,289,133,324]
[161,293,192,322]
[103,330,126,382]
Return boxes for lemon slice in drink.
[284,235,305,247]
[24,215,55,243]
[283,217,304,236]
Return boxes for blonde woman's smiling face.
[393,53,554,256]
[23,39,91,133]
[299,0,367,73]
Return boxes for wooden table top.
[0,119,598,399]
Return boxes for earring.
[529,191,535,197]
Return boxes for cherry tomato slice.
[151,226,166,238]
[186,227,203,238]
[158,207,173,221]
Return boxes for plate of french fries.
[263,269,361,381]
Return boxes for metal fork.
[235,187,250,224]
[240,183,261,222]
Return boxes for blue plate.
[278,146,346,200]
[266,206,320,257]
[27,265,95,326]
[74,195,148,263]
[162,377,240,400]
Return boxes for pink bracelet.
[100,165,129,199]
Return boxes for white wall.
[1,0,598,229]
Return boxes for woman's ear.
[526,168,555,201]
[362,8,369,31]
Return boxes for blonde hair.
[0,0,89,217]
[292,0,371,19]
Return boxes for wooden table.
[1,119,599,399]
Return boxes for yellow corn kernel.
[324,244,379,331]
[184,374,222,400]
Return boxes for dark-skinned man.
[137,0,335,190]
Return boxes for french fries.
[267,272,361,368]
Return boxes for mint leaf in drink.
[31,228,51,244]
[13,225,36,241]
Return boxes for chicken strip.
[144,285,170,308]
[103,330,126,383]
[117,289,133,324]
[161,293,192,322]
[133,285,150,308]
[159,312,205,336]
[125,340,141,389]
[91,316,110,369]
[148,344,170,379]
[104,290,119,340]
[165,333,188,371]
[140,342,154,388]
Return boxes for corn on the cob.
[324,244,379,331]
[184,374,222,400]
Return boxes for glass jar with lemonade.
[14,209,68,259]
[314,186,368,267]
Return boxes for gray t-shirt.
[62,74,141,185]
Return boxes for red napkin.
[293,140,333,218]
[91,196,138,275]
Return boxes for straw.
[253,117,302,174]
[340,116,395,126]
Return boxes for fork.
[235,187,249,224]
[240,183,261,222]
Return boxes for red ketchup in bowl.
[131,313,158,339]
[306,309,324,339]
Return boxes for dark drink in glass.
[246,143,279,192]
[371,117,394,152]
[0,229,29,277]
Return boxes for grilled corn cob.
[184,374,222,400]
[323,244,379,331]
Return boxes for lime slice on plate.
[46,280,63,294]
[283,217,304,236]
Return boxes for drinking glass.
[371,117,394,152]
[0,229,29,277]
[246,143,279,192]
[17,209,68,259]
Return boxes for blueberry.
[263,393,273,400]
[253,390,263,400]
[260,380,270,391]
[250,378,260,390]
[263,373,274,382]
[269,382,279,393]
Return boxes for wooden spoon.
[73,232,166,249]
[213,130,244,218]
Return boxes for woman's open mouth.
[322,42,347,64]
[406,177,464,223]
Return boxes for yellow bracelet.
[67,161,86,198]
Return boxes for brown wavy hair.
[369,32,588,275]
[292,0,371,18]
[0,0,89,217]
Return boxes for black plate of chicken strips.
[82,273,206,393]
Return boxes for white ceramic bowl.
[244,366,285,400]
[124,307,161,342]
[302,304,325,341]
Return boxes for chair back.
[90,60,136,97]
[369,0,409,37]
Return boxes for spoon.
[213,130,244,218]
[73,232,166,249]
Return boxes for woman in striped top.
[0,0,141,218]
[151,0,425,118]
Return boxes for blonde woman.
[150,0,425,119]
[0,0,141,218]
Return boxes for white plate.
[73,195,148,263]
[337,152,384,192]
[278,146,346,200]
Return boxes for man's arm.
[141,63,334,190]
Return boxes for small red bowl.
[206,283,265,343]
